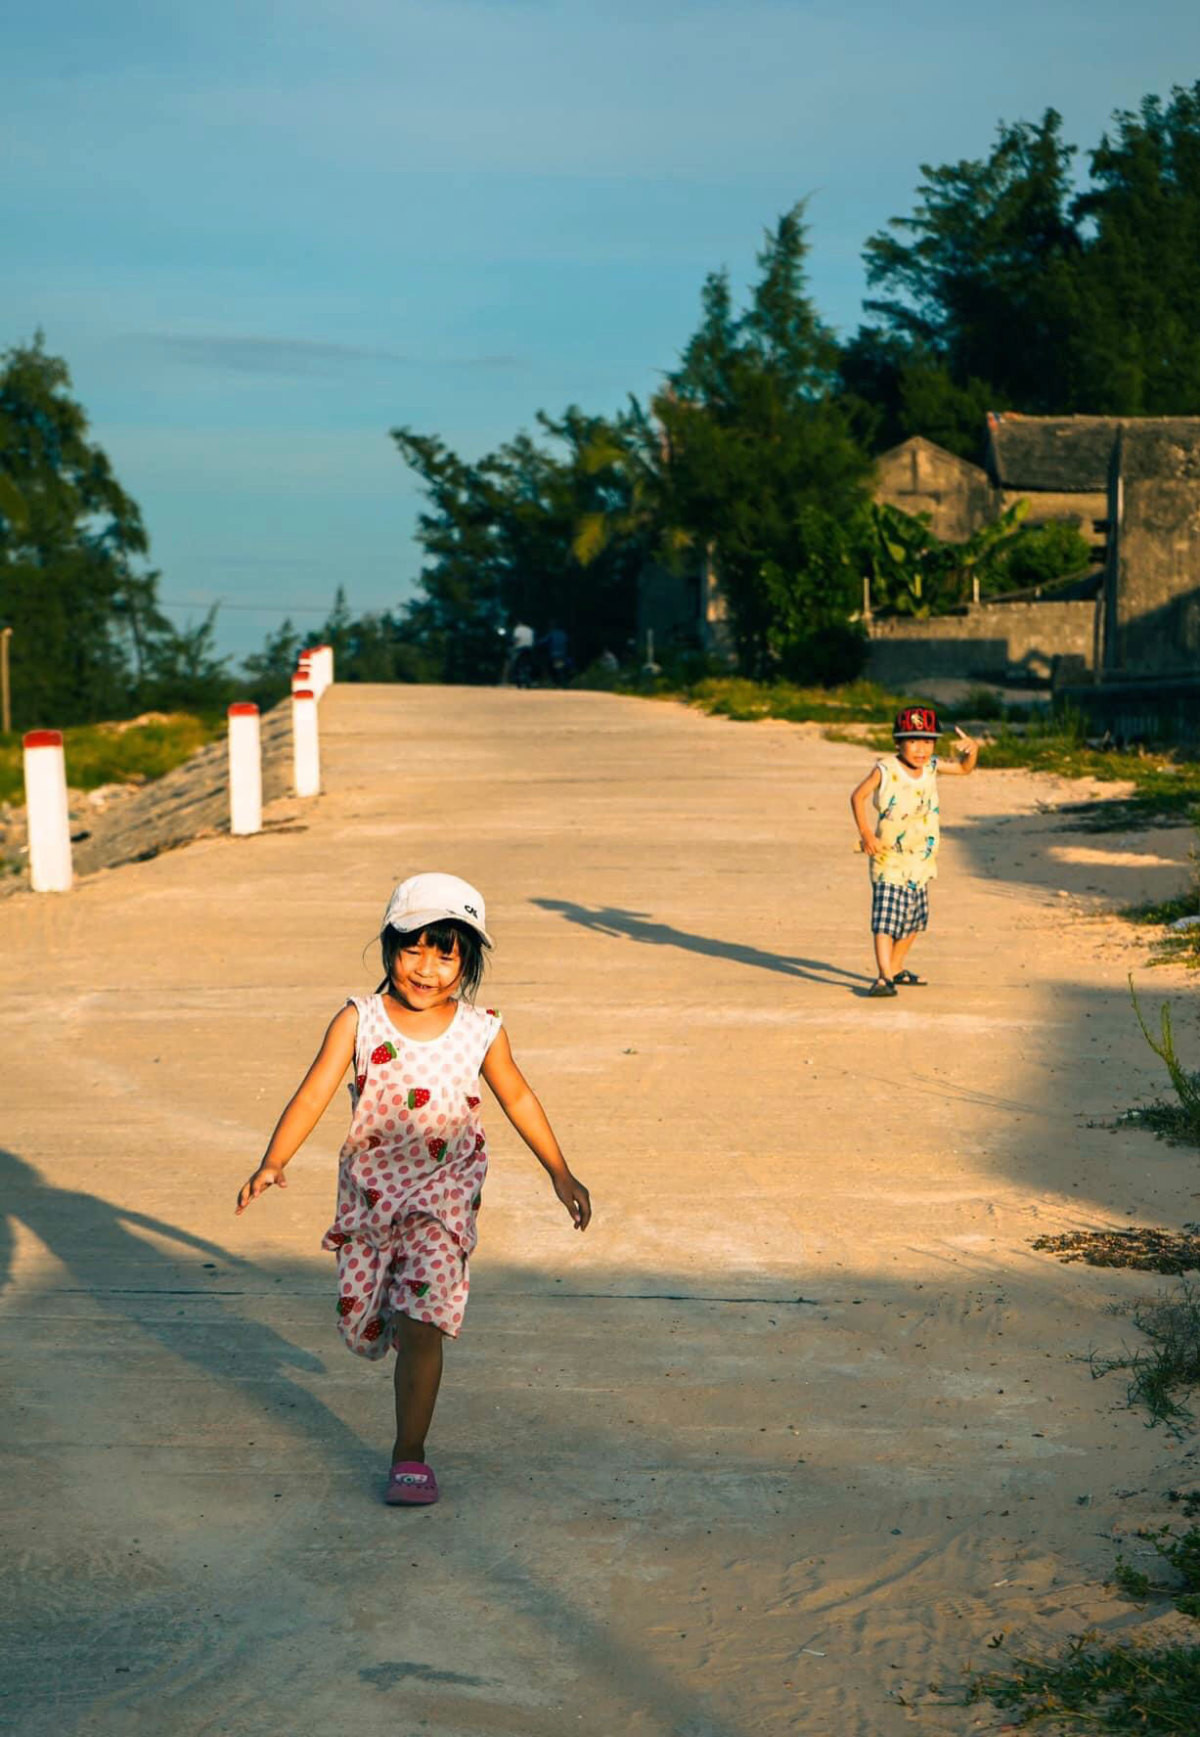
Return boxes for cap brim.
[386,905,493,946]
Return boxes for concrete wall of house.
[1060,675,1200,746]
[998,488,1108,545]
[874,441,994,542]
[865,599,1099,687]
[1107,428,1200,676]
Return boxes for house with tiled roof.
[867,416,1200,718]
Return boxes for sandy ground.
[2,685,1199,1737]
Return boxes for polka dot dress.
[320,996,501,1357]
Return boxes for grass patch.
[684,676,903,724]
[0,713,225,806]
[629,677,1200,825]
[1112,1523,1200,1612]
[979,717,1200,827]
[1120,893,1200,972]
[1091,1282,1200,1430]
[1122,893,1200,928]
[1118,1098,1200,1143]
[969,1522,1200,1728]
[969,1638,1200,1732]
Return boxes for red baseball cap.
[893,706,941,739]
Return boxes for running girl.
[236,872,591,1505]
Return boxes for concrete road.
[1,685,1194,1736]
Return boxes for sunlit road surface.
[1,684,1192,1736]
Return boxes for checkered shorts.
[871,880,930,939]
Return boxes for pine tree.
[0,334,153,725]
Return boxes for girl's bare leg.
[392,1316,445,1463]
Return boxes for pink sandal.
[384,1460,439,1505]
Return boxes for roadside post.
[292,688,320,797]
[227,702,262,835]
[0,626,12,733]
[23,730,72,892]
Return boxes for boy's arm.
[235,1004,357,1213]
[481,1028,591,1229]
[850,765,884,854]
[938,726,980,776]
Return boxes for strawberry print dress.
[320,995,502,1357]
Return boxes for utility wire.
[156,597,339,616]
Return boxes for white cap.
[383,872,492,946]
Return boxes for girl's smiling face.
[390,930,463,1009]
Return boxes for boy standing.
[850,706,979,998]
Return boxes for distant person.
[541,623,572,686]
[236,873,591,1504]
[849,707,980,998]
[506,620,535,687]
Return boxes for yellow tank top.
[870,754,940,887]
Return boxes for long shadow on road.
[0,1146,751,1737]
[0,1144,369,1470]
[532,896,871,988]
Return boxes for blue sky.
[4,0,1199,662]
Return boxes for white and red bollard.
[227,702,262,835]
[311,643,334,696]
[292,688,320,797]
[22,730,72,892]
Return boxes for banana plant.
[861,498,1029,617]
[860,501,941,617]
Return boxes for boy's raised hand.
[954,724,979,755]
[236,1164,287,1215]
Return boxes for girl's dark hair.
[376,919,488,1001]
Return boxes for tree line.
[3,83,1199,723]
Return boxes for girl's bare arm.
[482,1028,591,1229]
[235,1004,357,1213]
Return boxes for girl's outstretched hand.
[236,1164,287,1215]
[552,1169,592,1230]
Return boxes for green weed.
[1111,1524,1200,1620]
[1121,886,1200,970]
[1112,1559,1153,1599]
[969,1637,1200,1731]
[1092,1282,1200,1430]
[1129,980,1200,1142]
[1122,892,1200,928]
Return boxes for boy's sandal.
[867,978,898,998]
[384,1460,439,1506]
[892,970,927,986]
